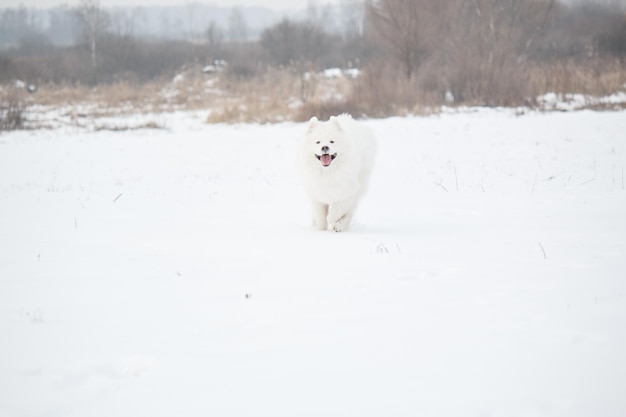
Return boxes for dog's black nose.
[321,146,329,153]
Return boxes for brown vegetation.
[0,87,26,130]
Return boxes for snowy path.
[1,109,625,417]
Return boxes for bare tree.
[307,0,336,30]
[367,0,441,79]
[48,6,76,46]
[184,2,200,41]
[110,7,143,39]
[228,7,248,42]
[75,0,110,79]
[205,20,224,59]
[341,0,365,39]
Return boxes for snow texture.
[1,108,625,417]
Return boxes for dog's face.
[305,116,345,168]
[315,138,337,167]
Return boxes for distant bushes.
[0,37,210,85]
[260,19,338,68]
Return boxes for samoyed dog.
[298,114,377,232]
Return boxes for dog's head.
[304,116,348,168]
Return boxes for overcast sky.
[0,0,334,10]
[2,0,623,11]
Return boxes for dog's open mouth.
[316,153,337,167]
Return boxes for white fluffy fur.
[298,114,377,232]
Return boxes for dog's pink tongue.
[320,154,332,166]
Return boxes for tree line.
[1,0,625,107]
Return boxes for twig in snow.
[376,242,389,253]
[538,242,547,260]
[531,173,537,195]
[454,166,459,192]
[434,180,448,192]
[113,193,122,203]
[580,178,595,186]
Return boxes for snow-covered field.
[1,108,625,417]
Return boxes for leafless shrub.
[366,0,540,106]
[437,0,555,105]
[361,0,625,109]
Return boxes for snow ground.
[1,108,625,417]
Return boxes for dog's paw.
[314,222,328,231]
[330,223,344,232]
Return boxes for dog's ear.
[330,116,343,132]
[306,117,319,133]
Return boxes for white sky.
[0,0,333,10]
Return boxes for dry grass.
[529,58,626,97]
[33,80,168,114]
[1,87,27,130]
[21,68,315,125]
[3,57,625,130]
[349,56,626,113]
[206,68,360,123]
[206,69,300,124]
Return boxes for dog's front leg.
[327,198,357,232]
[311,201,329,230]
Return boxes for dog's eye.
[316,141,320,144]
[330,140,335,144]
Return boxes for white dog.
[298,114,377,232]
